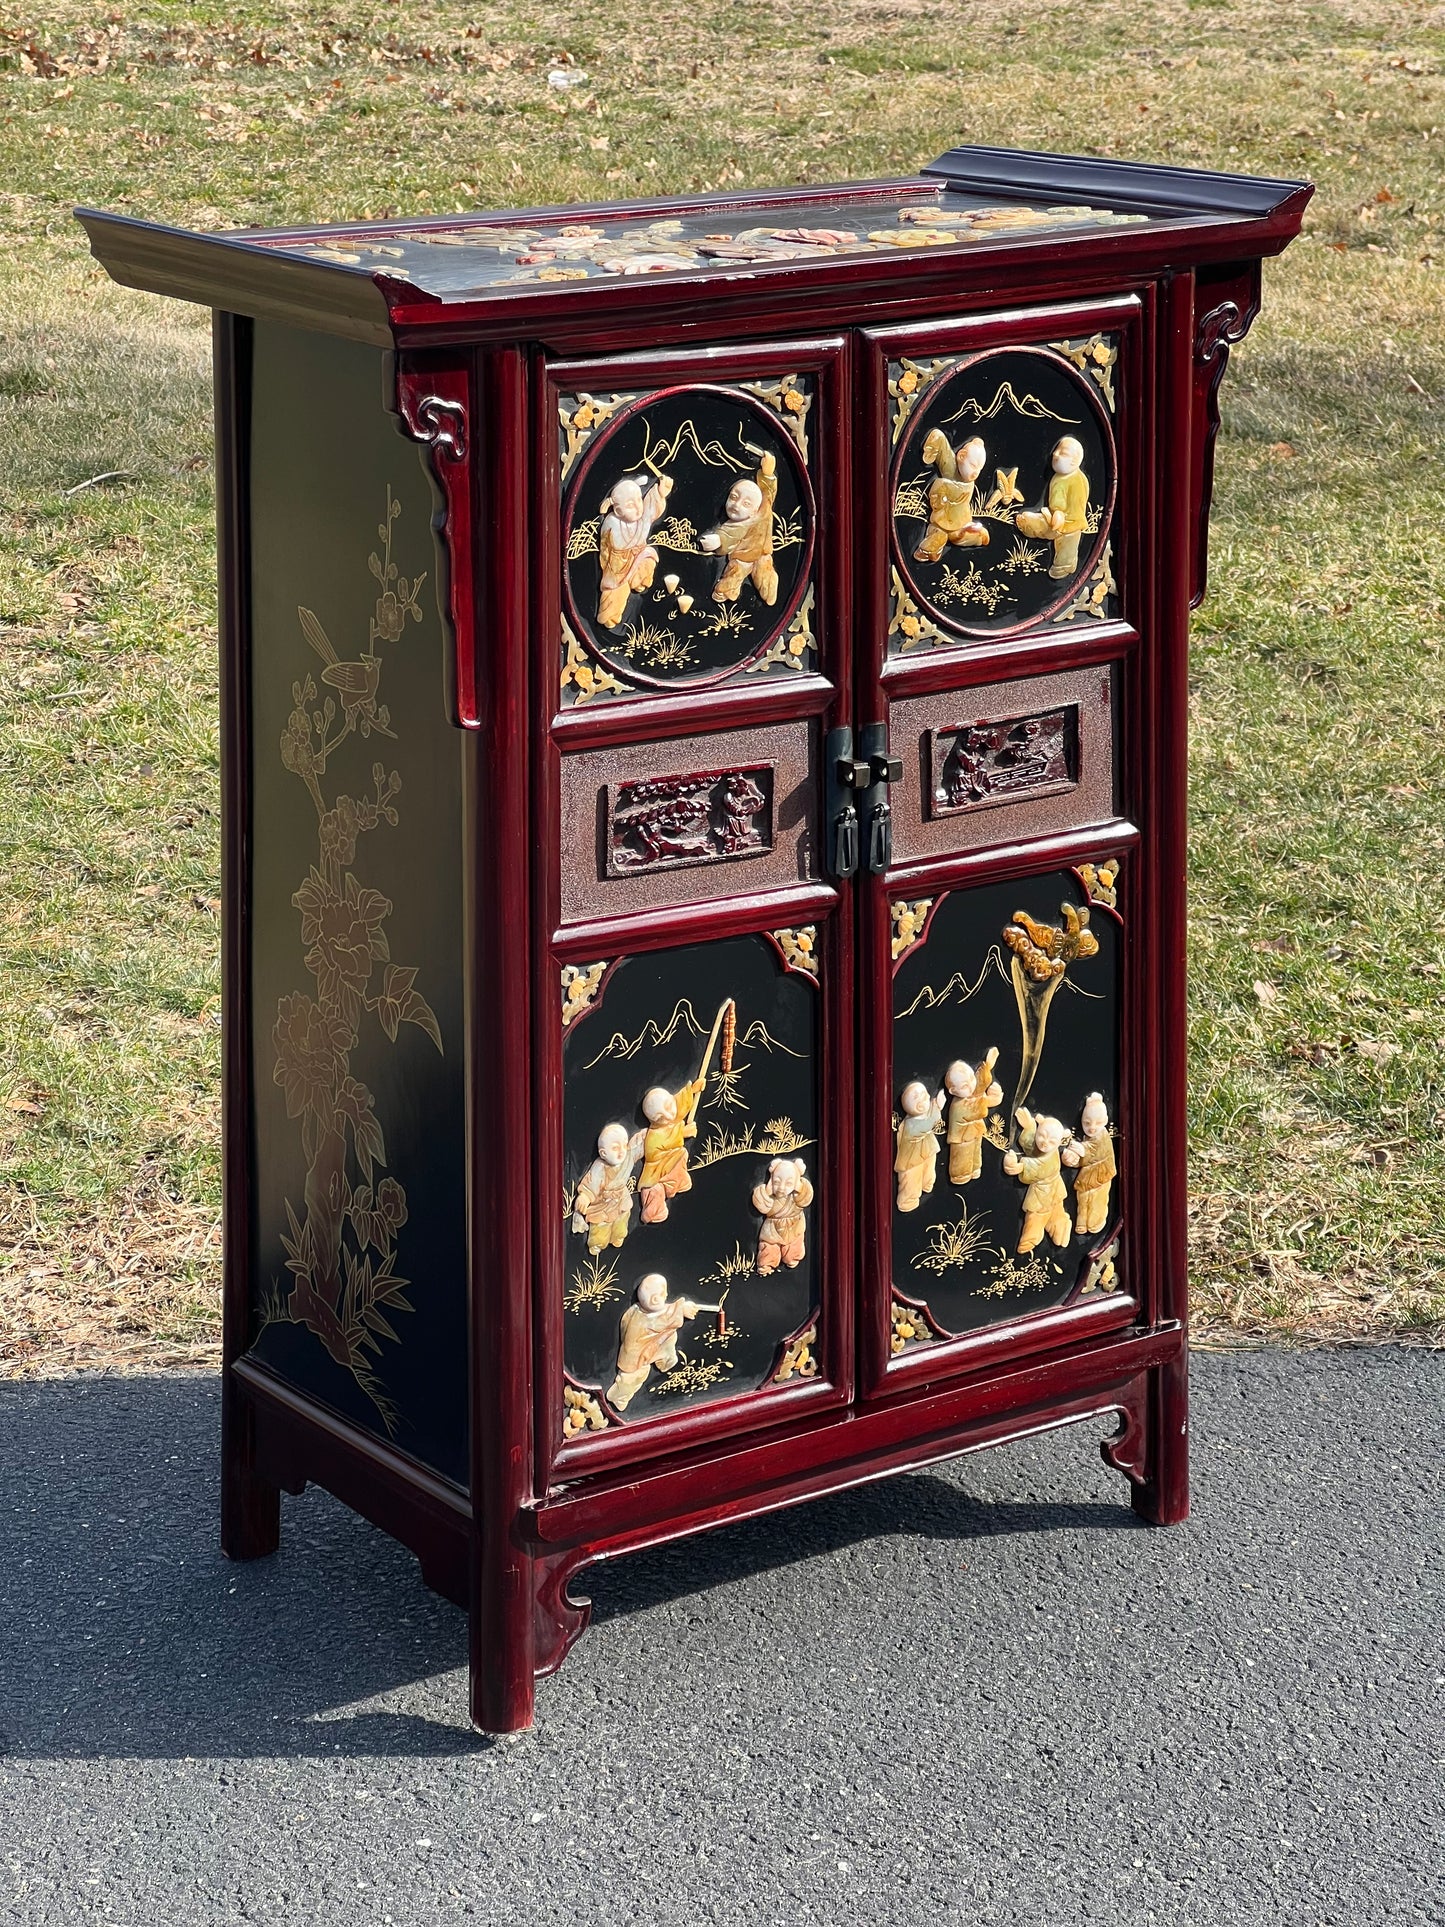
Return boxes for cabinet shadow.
[0,1373,1140,1762]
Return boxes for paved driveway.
[1,1349,1440,1926]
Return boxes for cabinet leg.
[1134,1350,1189,1525]
[220,1373,280,1561]
[470,1542,537,1734]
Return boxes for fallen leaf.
[1267,441,1296,459]
[1356,1039,1400,1063]
[1253,980,1278,1005]
[6,1095,43,1115]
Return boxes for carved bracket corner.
[1190,263,1263,610]
[392,358,479,728]
[533,1545,594,1679]
[1099,1377,1149,1489]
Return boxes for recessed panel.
[560,381,816,699]
[888,868,1122,1353]
[889,341,1118,647]
[559,931,822,1436]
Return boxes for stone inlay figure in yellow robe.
[1062,1091,1116,1235]
[944,1049,1003,1185]
[637,1076,705,1224]
[1015,436,1090,580]
[894,1080,945,1213]
[607,1273,700,1411]
[913,430,989,564]
[571,1120,645,1253]
[700,451,779,605]
[1001,1107,1072,1252]
[596,470,674,629]
[752,1156,814,1274]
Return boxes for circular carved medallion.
[562,384,814,688]
[890,346,1116,642]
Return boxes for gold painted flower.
[572,400,597,430]
[294,867,393,1015]
[782,387,806,413]
[280,705,322,782]
[896,368,919,395]
[900,614,921,638]
[318,794,363,872]
[272,992,351,1122]
[372,588,407,644]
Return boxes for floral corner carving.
[888,355,955,445]
[1051,333,1118,413]
[1057,540,1116,624]
[562,1383,611,1440]
[745,583,815,676]
[561,960,610,1027]
[559,391,629,480]
[772,1322,820,1382]
[890,897,934,962]
[740,372,813,461]
[888,566,950,652]
[770,925,819,977]
[1076,859,1120,911]
[560,614,625,706]
[890,1295,939,1355]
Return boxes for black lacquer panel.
[562,384,814,688]
[562,933,819,1418]
[890,870,1120,1341]
[246,322,468,1486]
[891,346,1115,641]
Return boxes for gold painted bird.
[297,606,395,739]
[983,466,1025,515]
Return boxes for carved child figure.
[913,431,990,563]
[944,1049,1004,1185]
[1001,1107,1072,1252]
[1061,1091,1116,1236]
[894,1080,945,1213]
[1015,436,1090,580]
[752,1156,814,1275]
[597,470,674,629]
[700,451,778,605]
[637,1076,706,1223]
[607,1273,700,1411]
[571,1121,645,1253]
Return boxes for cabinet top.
[77,144,1311,349]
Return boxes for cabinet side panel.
[245,320,468,1487]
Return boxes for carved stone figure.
[597,471,674,628]
[700,451,778,605]
[1015,436,1090,579]
[637,1077,705,1223]
[752,1156,814,1275]
[717,771,768,853]
[944,1050,1003,1185]
[913,430,989,563]
[607,1273,700,1411]
[894,1080,944,1213]
[1001,1107,1072,1252]
[1062,1091,1116,1235]
[571,1121,645,1252]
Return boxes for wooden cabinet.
[80,143,1310,1731]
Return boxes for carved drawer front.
[887,863,1124,1362]
[557,376,818,709]
[557,721,817,925]
[887,332,1121,654]
[888,665,1115,867]
[558,928,824,1445]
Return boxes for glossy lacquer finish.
[82,145,1310,1733]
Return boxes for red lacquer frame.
[531,335,857,1497]
[168,146,1309,1733]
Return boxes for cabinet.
[79,143,1310,1732]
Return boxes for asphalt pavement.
[1,1348,1440,1926]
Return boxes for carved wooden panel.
[929,708,1076,818]
[888,666,1115,867]
[605,764,774,876]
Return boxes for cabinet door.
[535,338,855,1482]
[856,295,1152,1395]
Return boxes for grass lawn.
[3,0,1443,1372]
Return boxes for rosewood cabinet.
[79,144,1310,1732]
